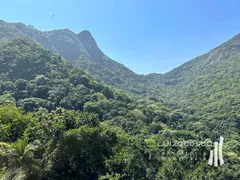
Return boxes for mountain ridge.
[2,19,240,97]
[1,19,240,74]
[0,20,140,87]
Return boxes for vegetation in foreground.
[0,36,239,179]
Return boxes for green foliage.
[43,125,117,179]
[0,94,15,106]
[0,139,41,180]
[0,22,239,179]
[0,106,32,142]
[0,37,127,114]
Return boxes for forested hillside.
[0,20,239,179]
[143,33,240,136]
[145,32,240,99]
[0,20,143,93]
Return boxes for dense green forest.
[0,20,143,93]
[0,20,239,180]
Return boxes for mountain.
[0,24,239,179]
[0,37,186,180]
[2,19,240,113]
[2,19,240,118]
[139,34,240,137]
[0,20,143,93]
[0,36,168,126]
[0,37,141,116]
[147,33,240,107]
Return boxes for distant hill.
[146,33,240,110]
[0,20,143,93]
[1,19,240,115]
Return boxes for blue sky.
[1,0,240,74]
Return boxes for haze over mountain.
[0,20,142,92]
